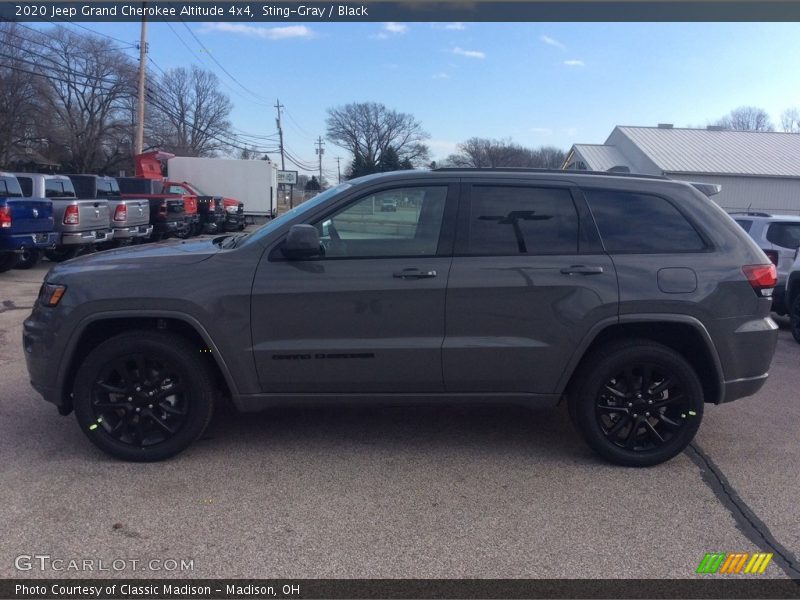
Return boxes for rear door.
[443,180,618,394]
[251,180,458,393]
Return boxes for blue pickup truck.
[0,172,58,272]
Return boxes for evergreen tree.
[378,146,401,172]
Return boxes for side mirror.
[282,224,321,259]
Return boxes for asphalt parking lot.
[1,258,799,580]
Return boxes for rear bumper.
[60,229,112,246]
[714,315,778,404]
[0,232,58,251]
[112,224,153,239]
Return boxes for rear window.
[585,189,706,254]
[734,219,753,233]
[45,179,76,198]
[96,179,121,198]
[766,222,800,249]
[0,176,23,197]
[17,177,33,197]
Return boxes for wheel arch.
[558,315,724,405]
[58,311,237,414]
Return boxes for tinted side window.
[585,189,706,253]
[466,186,578,255]
[766,222,800,249]
[313,186,447,258]
[0,176,23,197]
[734,219,753,233]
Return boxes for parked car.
[67,175,152,246]
[14,173,111,263]
[162,181,226,234]
[730,212,800,315]
[0,173,57,272]
[24,169,778,465]
[784,250,800,343]
[381,197,398,212]
[116,177,188,241]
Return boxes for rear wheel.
[45,247,80,262]
[72,331,215,461]
[0,252,20,272]
[790,294,800,344]
[14,248,41,270]
[568,340,703,467]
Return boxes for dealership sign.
[277,170,298,185]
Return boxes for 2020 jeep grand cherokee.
[23,169,779,466]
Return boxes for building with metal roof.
[564,126,800,215]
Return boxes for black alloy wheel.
[73,331,215,461]
[569,340,703,467]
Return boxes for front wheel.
[568,340,703,467]
[72,331,215,461]
[790,294,800,344]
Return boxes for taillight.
[63,205,79,225]
[764,250,779,266]
[743,264,777,297]
[0,206,11,228]
[114,204,127,222]
[159,204,167,215]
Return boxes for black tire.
[14,248,41,270]
[0,252,20,273]
[568,340,703,467]
[45,247,80,262]
[790,294,800,344]
[73,331,215,461]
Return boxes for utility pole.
[134,8,148,156]
[274,99,287,208]
[315,136,325,191]
[335,156,341,183]
[274,99,285,170]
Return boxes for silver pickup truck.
[14,173,112,263]
[67,175,152,246]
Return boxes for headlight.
[38,283,67,307]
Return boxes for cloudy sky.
[36,20,800,177]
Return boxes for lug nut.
[135,386,141,392]
[645,412,650,417]
[627,403,633,407]
[633,413,638,418]
[135,407,140,413]
[148,404,153,409]
[648,400,653,404]
[127,397,133,401]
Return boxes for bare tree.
[443,137,566,169]
[326,102,430,174]
[146,66,233,157]
[780,108,800,133]
[714,106,774,132]
[31,26,137,173]
[0,23,47,167]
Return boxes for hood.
[48,237,221,279]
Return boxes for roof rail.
[728,211,772,217]
[431,167,670,180]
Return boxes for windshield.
[239,183,352,247]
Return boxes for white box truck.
[166,157,278,220]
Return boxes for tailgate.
[77,200,110,229]
[119,199,150,226]
[167,199,185,217]
[3,198,54,234]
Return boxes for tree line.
[0,22,235,175]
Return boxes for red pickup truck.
[135,151,244,232]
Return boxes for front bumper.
[0,231,58,252]
[60,229,112,246]
[112,224,153,240]
[23,306,65,410]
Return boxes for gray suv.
[23,170,778,466]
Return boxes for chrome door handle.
[560,265,604,275]
[393,268,437,279]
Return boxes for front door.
[251,182,458,394]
